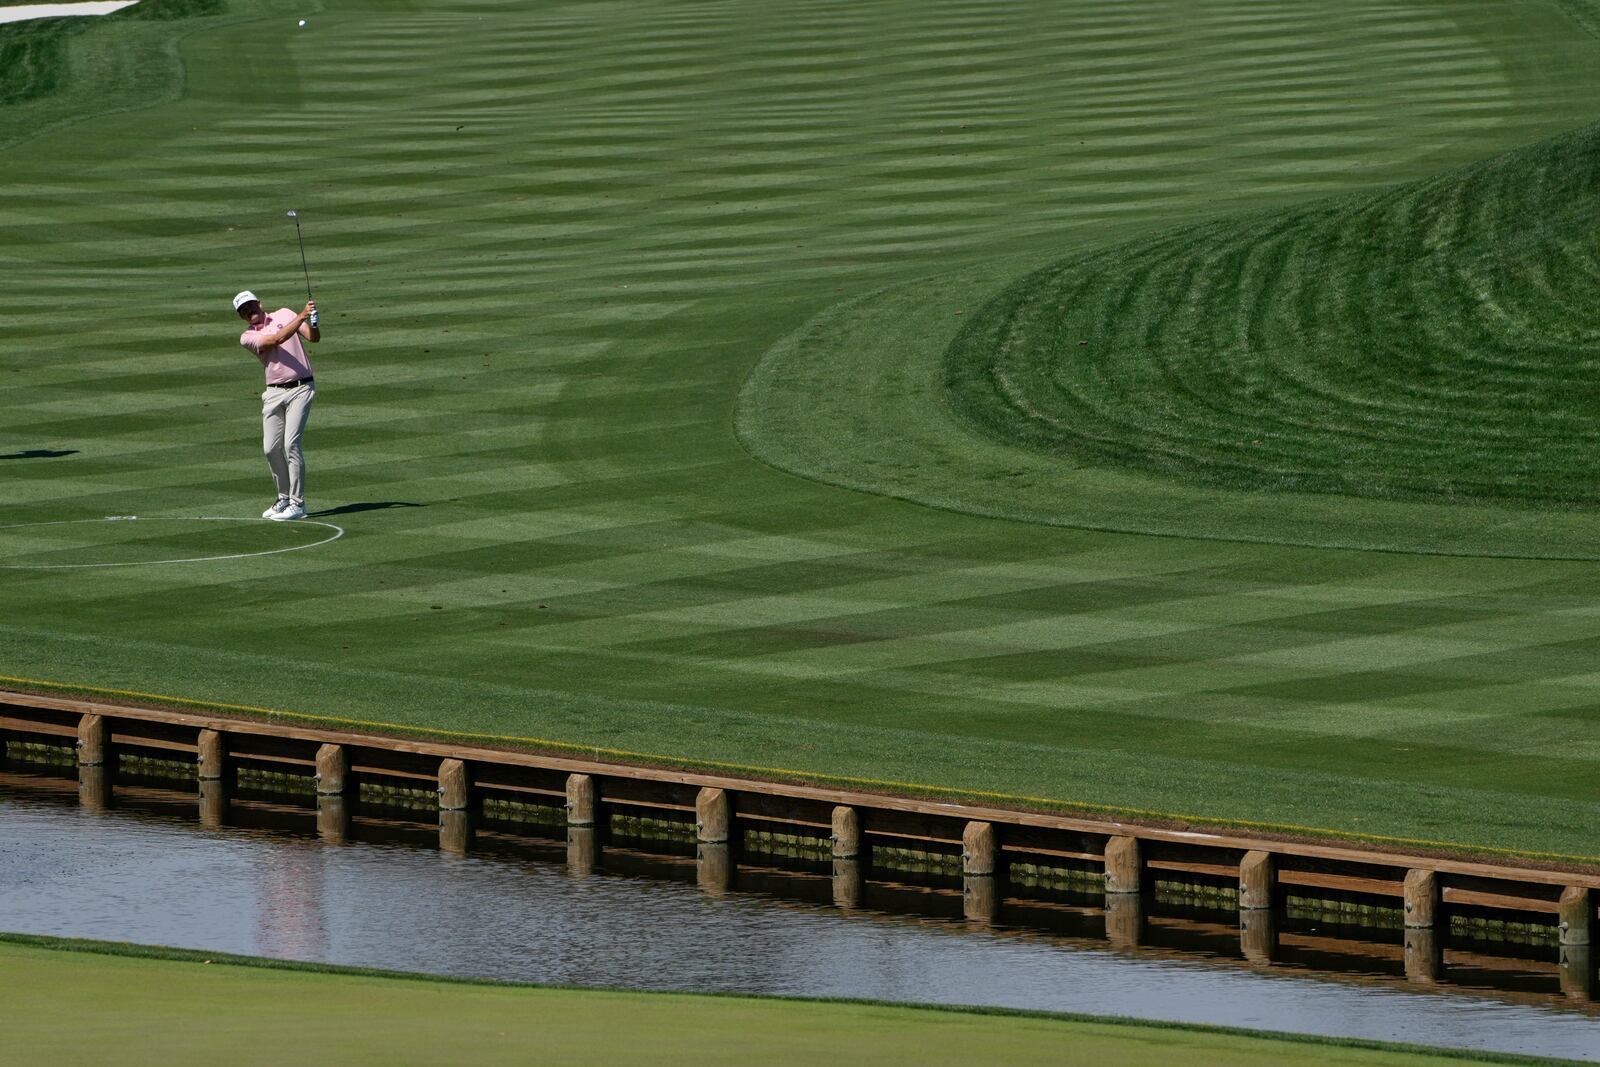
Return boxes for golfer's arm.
[300,322,321,343]
[252,315,308,348]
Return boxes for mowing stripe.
[7,0,1600,861]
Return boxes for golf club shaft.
[292,217,314,301]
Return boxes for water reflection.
[2,763,1598,1062]
[256,840,327,962]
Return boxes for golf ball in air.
[298,19,307,26]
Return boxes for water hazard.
[2,761,1598,1062]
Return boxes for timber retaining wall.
[1,687,1595,991]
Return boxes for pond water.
[2,765,1597,1062]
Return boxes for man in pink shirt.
[234,290,320,520]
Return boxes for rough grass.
[0,0,231,141]
[0,0,225,107]
[0,16,71,106]
[944,121,1600,507]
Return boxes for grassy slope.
[0,0,229,142]
[0,937,1579,1067]
[944,123,1600,507]
[738,257,1600,558]
[741,17,1600,555]
[5,0,1600,858]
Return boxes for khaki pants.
[262,381,315,504]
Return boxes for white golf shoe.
[262,498,291,519]
[271,502,308,521]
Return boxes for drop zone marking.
[0,516,344,569]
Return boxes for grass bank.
[0,935,1581,1067]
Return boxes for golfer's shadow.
[308,501,425,518]
[0,449,77,460]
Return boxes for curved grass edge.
[941,117,1600,509]
[9,671,1599,871]
[734,248,1600,561]
[0,934,1581,1067]
[0,0,285,153]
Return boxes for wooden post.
[196,729,225,781]
[76,713,107,767]
[1559,886,1592,947]
[962,821,996,877]
[78,764,109,813]
[439,809,471,853]
[565,773,596,826]
[317,794,349,845]
[1403,869,1438,928]
[1404,928,1439,984]
[567,826,597,877]
[697,843,731,893]
[315,744,348,796]
[831,805,861,859]
[1238,850,1273,910]
[1104,892,1142,948]
[832,858,863,910]
[963,875,997,924]
[695,787,730,844]
[198,778,227,830]
[437,758,470,811]
[1240,909,1275,963]
[1104,835,1141,894]
[1561,944,1592,1003]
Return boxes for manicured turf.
[5,0,1600,859]
[1,937,1581,1067]
[944,123,1600,508]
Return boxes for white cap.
[232,290,258,311]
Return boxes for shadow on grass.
[0,450,77,460]
[308,501,426,518]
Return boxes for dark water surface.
[2,766,1597,1062]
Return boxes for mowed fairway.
[2,939,1583,1067]
[5,0,1600,856]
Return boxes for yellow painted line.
[5,673,1598,866]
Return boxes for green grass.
[6,0,1600,861]
[0,936,1581,1067]
[943,122,1600,508]
[0,0,225,136]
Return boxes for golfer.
[234,290,319,520]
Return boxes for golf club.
[286,209,318,326]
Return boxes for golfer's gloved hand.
[309,311,320,328]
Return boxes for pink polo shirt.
[241,308,314,386]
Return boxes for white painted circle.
[0,516,345,569]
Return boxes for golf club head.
[286,210,298,218]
